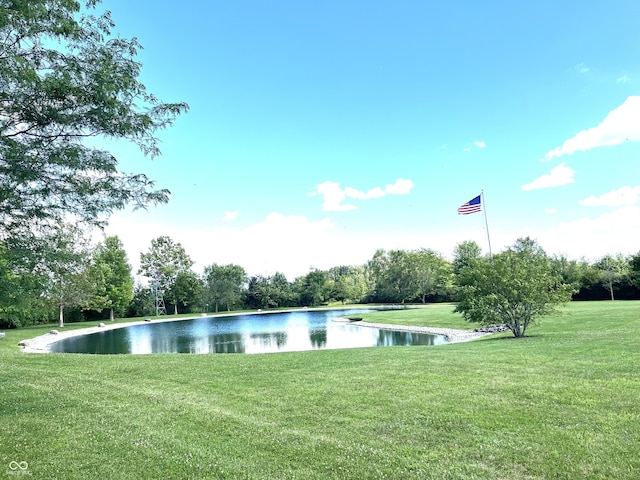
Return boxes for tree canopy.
[138,236,194,315]
[0,0,187,239]
[454,237,574,337]
[90,236,133,321]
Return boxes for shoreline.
[347,321,490,343]
[19,308,487,354]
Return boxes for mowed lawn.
[1,302,638,479]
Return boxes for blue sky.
[97,0,640,280]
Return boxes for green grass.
[1,301,639,479]
[355,303,475,330]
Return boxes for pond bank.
[342,320,491,344]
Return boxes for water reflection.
[309,329,327,348]
[50,309,448,355]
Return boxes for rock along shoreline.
[337,320,492,344]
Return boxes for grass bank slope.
[1,301,638,479]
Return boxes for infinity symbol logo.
[9,461,28,471]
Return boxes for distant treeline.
[1,235,639,329]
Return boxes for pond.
[49,309,448,354]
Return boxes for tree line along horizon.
[1,230,638,331]
[2,1,639,337]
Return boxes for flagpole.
[481,190,493,258]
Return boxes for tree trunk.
[609,280,615,301]
[174,304,178,315]
[110,307,115,322]
[58,303,64,328]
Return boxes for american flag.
[457,195,481,215]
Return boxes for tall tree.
[138,236,194,315]
[594,254,628,301]
[328,265,369,304]
[126,282,154,318]
[298,269,332,307]
[452,241,483,277]
[410,249,452,303]
[269,272,294,307]
[38,224,94,328]
[367,249,416,303]
[167,270,203,314]
[203,264,247,312]
[0,242,50,328]
[89,236,134,321]
[455,237,573,337]
[629,251,640,290]
[0,0,187,241]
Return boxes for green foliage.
[327,265,370,304]
[126,283,154,317]
[455,237,574,337]
[0,0,187,239]
[367,248,452,303]
[297,269,332,306]
[89,236,134,320]
[629,251,640,288]
[245,272,294,309]
[452,240,482,276]
[35,224,96,327]
[594,253,629,301]
[138,236,194,315]
[168,270,204,313]
[203,263,247,312]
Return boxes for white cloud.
[310,178,414,211]
[617,74,631,84]
[521,162,575,191]
[545,208,557,214]
[309,181,358,212]
[572,62,590,74]
[104,201,640,286]
[579,186,640,207]
[536,206,640,260]
[106,212,346,281]
[463,141,485,152]
[105,210,453,282]
[222,211,239,221]
[542,96,640,161]
[344,185,385,200]
[385,178,414,195]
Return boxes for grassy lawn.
[1,301,639,479]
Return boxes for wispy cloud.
[579,186,640,207]
[463,140,486,152]
[571,62,590,74]
[222,211,239,222]
[522,163,575,191]
[310,178,414,212]
[545,208,557,214]
[542,96,640,162]
[617,74,631,84]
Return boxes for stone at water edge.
[99,323,106,327]
[50,330,59,335]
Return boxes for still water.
[50,309,448,354]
